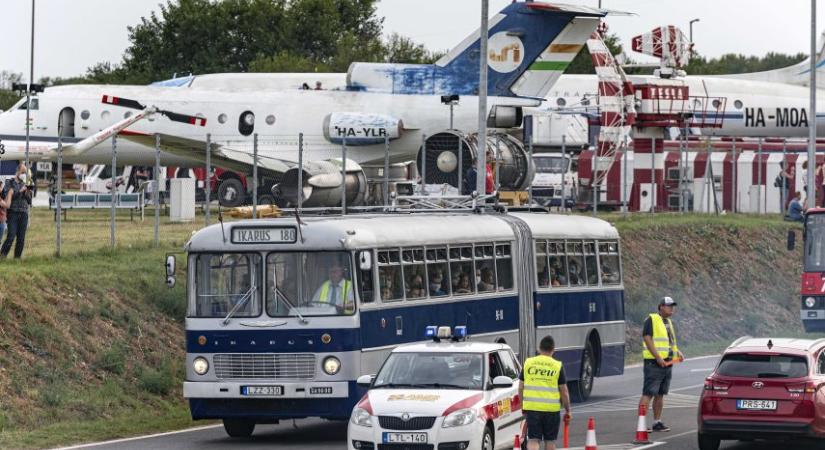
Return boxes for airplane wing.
[119,133,291,176]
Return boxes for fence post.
[205,133,211,226]
[56,136,62,257]
[757,137,763,214]
[782,139,787,214]
[678,128,684,213]
[731,139,737,213]
[650,138,656,213]
[253,133,258,219]
[298,133,304,213]
[383,134,390,207]
[421,133,427,195]
[110,135,117,248]
[527,137,533,206]
[341,135,347,214]
[561,134,567,212]
[622,134,628,216]
[154,134,160,247]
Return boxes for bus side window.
[450,245,475,295]
[536,240,549,288]
[584,241,599,286]
[549,241,568,287]
[403,248,427,300]
[359,253,375,304]
[426,246,450,297]
[599,241,621,285]
[566,241,584,286]
[475,243,496,292]
[495,243,513,291]
[378,250,403,302]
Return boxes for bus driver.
[312,262,355,313]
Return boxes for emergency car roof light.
[452,326,468,341]
[425,326,438,339]
[437,326,452,340]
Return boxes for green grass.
[596,212,798,232]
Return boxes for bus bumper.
[184,380,350,398]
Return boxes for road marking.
[625,353,720,369]
[658,429,698,441]
[670,383,704,392]
[574,393,700,414]
[690,368,714,372]
[564,444,665,450]
[51,424,223,450]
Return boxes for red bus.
[793,208,825,332]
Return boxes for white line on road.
[625,354,720,369]
[51,424,223,450]
[658,429,698,441]
[690,368,714,372]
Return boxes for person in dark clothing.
[1,164,33,259]
[462,158,478,195]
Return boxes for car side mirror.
[357,374,375,388]
[787,230,796,251]
[492,376,514,388]
[359,251,372,271]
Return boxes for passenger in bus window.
[549,256,567,286]
[478,268,495,292]
[407,273,426,299]
[568,259,583,285]
[549,266,562,287]
[602,264,619,284]
[429,271,447,297]
[537,257,550,287]
[454,273,473,294]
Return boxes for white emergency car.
[348,326,525,450]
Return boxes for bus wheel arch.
[222,418,255,438]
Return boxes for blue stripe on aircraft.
[795,58,825,75]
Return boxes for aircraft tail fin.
[347,2,606,98]
[718,29,825,87]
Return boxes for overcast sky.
[1,0,823,81]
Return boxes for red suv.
[698,337,825,450]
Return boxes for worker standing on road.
[639,296,684,432]
[520,335,572,450]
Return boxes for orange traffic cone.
[513,434,521,450]
[633,404,651,445]
[584,416,598,450]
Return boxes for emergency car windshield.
[373,353,483,390]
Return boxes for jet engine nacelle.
[273,159,368,207]
[323,112,404,146]
[488,106,523,129]
[418,130,535,191]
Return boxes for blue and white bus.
[176,212,624,437]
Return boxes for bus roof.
[186,212,619,252]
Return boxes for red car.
[698,337,825,450]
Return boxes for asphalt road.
[57,355,823,450]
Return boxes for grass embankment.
[0,208,213,449]
[0,210,822,448]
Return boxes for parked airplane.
[0,1,607,206]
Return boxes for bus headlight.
[193,357,209,375]
[323,356,341,375]
[805,297,817,308]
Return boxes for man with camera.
[1,164,33,259]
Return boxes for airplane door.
[58,107,76,138]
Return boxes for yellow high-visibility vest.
[319,280,353,312]
[642,313,679,360]
[522,355,562,412]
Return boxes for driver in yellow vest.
[519,336,571,450]
[639,296,684,433]
[311,263,354,313]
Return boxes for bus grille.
[213,353,316,380]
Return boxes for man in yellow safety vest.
[639,296,684,432]
[311,263,354,313]
[519,336,572,450]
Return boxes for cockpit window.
[17,98,39,110]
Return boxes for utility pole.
[809,0,817,208]
[24,0,36,168]
[689,18,700,43]
[476,0,489,196]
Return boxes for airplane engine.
[322,112,404,145]
[487,106,523,128]
[273,159,368,207]
[417,130,535,191]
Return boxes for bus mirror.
[359,251,372,271]
[787,230,796,251]
[166,276,176,289]
[166,255,177,277]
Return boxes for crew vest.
[522,355,562,412]
[642,313,679,360]
[319,280,353,311]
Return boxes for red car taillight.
[703,378,730,392]
[785,382,817,394]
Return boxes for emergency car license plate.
[382,432,428,444]
[241,385,283,396]
[736,399,777,410]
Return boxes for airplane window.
[734,100,743,109]
[218,113,227,124]
[556,98,566,107]
[101,110,111,121]
[266,115,276,126]
[124,112,132,119]
[711,99,721,109]
[80,110,90,120]
[238,111,255,136]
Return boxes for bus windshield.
[192,253,261,318]
[534,156,569,174]
[373,353,483,390]
[805,214,825,272]
[267,251,355,317]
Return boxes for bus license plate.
[383,432,428,444]
[242,385,283,396]
[736,399,777,410]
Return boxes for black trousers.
[1,211,28,259]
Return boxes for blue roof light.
[453,326,468,340]
[425,326,438,339]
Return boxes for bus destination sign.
[232,226,297,244]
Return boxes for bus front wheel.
[569,341,595,402]
[223,419,255,438]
